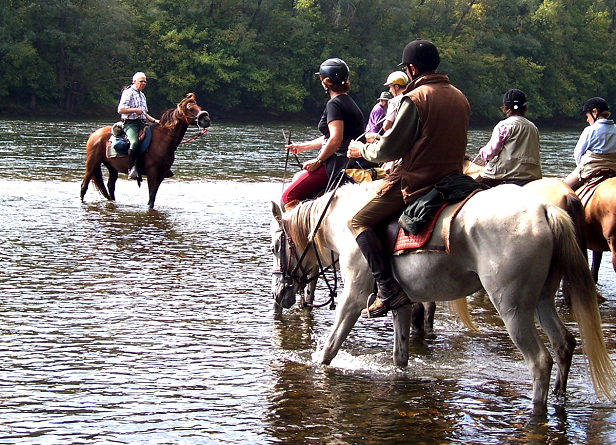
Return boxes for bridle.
[180,105,209,144]
[272,215,339,310]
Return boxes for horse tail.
[84,132,111,200]
[546,204,616,400]
[448,298,479,332]
[91,164,111,200]
[563,192,588,254]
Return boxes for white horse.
[270,180,616,413]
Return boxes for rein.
[180,127,208,144]
[280,171,350,309]
[278,218,339,310]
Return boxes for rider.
[563,97,616,190]
[477,89,542,186]
[365,91,392,134]
[347,39,471,318]
[382,70,410,132]
[117,72,160,180]
[282,58,377,210]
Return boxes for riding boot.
[127,149,139,180]
[355,229,410,317]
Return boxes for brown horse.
[581,178,616,283]
[80,93,210,209]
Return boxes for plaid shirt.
[117,85,148,120]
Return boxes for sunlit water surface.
[0,118,615,444]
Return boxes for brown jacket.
[378,73,470,203]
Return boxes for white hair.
[132,72,147,82]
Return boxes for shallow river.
[0,117,615,444]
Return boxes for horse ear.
[271,201,283,223]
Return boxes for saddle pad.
[577,171,615,207]
[392,202,449,252]
[392,189,481,256]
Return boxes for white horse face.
[270,203,299,313]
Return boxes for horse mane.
[158,92,197,131]
[287,181,380,255]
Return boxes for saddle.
[576,168,616,206]
[378,174,487,255]
[380,191,479,255]
[106,123,152,158]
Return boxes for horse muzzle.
[272,272,297,310]
[197,110,211,128]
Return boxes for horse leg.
[319,266,371,365]
[410,302,425,339]
[80,171,92,201]
[591,250,602,284]
[320,291,363,365]
[104,162,119,201]
[535,284,576,398]
[82,162,111,201]
[424,301,436,339]
[501,304,553,412]
[392,304,412,366]
[147,177,163,209]
[410,302,437,340]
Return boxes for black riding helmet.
[315,58,349,84]
[580,97,609,116]
[398,39,440,73]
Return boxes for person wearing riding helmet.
[563,97,616,190]
[282,58,377,210]
[382,71,410,132]
[365,91,392,134]
[347,39,470,318]
[477,89,542,186]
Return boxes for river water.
[0,117,615,444]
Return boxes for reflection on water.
[0,118,614,444]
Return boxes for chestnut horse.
[581,178,616,283]
[80,93,210,209]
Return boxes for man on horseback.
[347,39,471,318]
[563,97,616,190]
[117,72,160,180]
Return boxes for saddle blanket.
[106,126,152,158]
[390,190,480,255]
[576,169,616,206]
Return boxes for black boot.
[127,149,139,180]
[355,230,410,317]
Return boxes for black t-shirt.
[317,94,377,177]
[318,94,365,152]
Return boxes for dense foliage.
[2,0,616,124]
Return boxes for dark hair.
[500,104,527,117]
[322,76,350,94]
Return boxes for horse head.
[270,201,307,314]
[159,93,211,131]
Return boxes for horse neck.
[154,120,190,148]
[290,185,368,258]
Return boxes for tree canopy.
[2,0,616,124]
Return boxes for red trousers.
[282,165,328,204]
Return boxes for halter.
[180,108,209,144]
